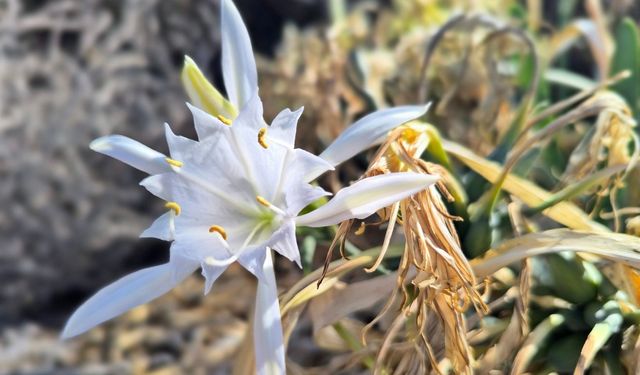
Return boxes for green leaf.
[610,18,640,118]
[544,68,597,91]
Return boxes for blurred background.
[4,0,640,374]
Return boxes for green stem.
[333,322,376,370]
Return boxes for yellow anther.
[165,157,183,168]
[164,202,181,215]
[257,127,269,149]
[208,225,227,240]
[354,222,366,236]
[217,114,232,126]
[256,195,270,207]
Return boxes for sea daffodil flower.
[62,1,436,374]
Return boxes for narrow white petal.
[293,149,334,183]
[253,250,286,375]
[238,247,267,281]
[140,211,174,241]
[269,107,304,148]
[201,262,227,295]
[170,250,201,283]
[164,123,197,161]
[284,182,330,216]
[186,102,228,140]
[140,173,173,202]
[90,135,170,175]
[232,90,266,131]
[296,172,438,227]
[318,104,431,167]
[268,221,301,267]
[221,0,258,109]
[61,260,198,339]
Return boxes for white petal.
[268,220,301,267]
[140,173,173,202]
[295,172,438,227]
[253,250,286,375]
[221,0,258,109]
[140,211,174,241]
[233,95,288,199]
[232,90,266,131]
[318,104,432,167]
[293,149,334,183]
[164,123,197,161]
[172,226,232,265]
[238,246,267,280]
[61,259,198,339]
[170,249,200,283]
[186,102,228,140]
[201,262,226,295]
[284,182,330,216]
[90,135,170,175]
[269,107,303,148]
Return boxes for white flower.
[62,1,436,374]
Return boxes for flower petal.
[140,211,175,241]
[181,55,237,119]
[295,172,439,227]
[201,262,227,295]
[172,226,233,266]
[140,173,173,202]
[268,220,301,267]
[284,182,330,216]
[232,90,266,131]
[187,102,228,141]
[221,0,258,109]
[61,258,198,339]
[269,107,303,148]
[293,149,334,183]
[164,123,198,161]
[253,250,286,375]
[318,104,432,168]
[238,246,267,281]
[90,135,170,175]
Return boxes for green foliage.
[611,18,640,120]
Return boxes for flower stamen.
[217,114,232,126]
[204,221,267,268]
[164,201,181,215]
[256,195,286,216]
[258,127,269,149]
[256,195,270,207]
[208,225,228,240]
[165,157,183,168]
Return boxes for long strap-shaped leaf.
[472,229,640,278]
[441,140,609,233]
